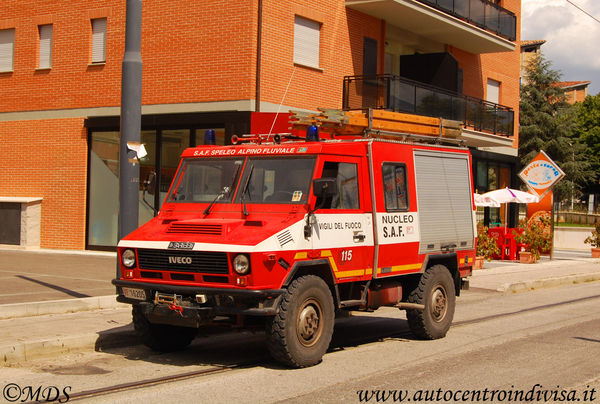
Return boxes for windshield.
[167,158,243,203]
[236,157,315,204]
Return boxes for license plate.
[168,241,195,250]
[122,287,146,301]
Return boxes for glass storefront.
[88,131,119,247]
[474,156,517,228]
[87,127,224,249]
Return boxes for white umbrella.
[480,188,539,204]
[480,187,540,228]
[474,193,501,208]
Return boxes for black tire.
[132,305,197,352]
[266,275,335,368]
[406,264,456,340]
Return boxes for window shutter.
[293,16,320,68]
[0,29,15,72]
[91,18,107,63]
[38,25,52,69]
[487,79,500,104]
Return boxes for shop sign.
[518,150,565,199]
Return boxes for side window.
[317,162,359,209]
[382,163,408,211]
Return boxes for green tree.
[573,94,600,195]
[519,53,594,204]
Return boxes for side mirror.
[304,177,337,240]
[312,178,337,199]
[143,171,156,196]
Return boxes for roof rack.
[289,108,466,146]
[231,133,303,145]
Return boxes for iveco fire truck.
[113,109,476,368]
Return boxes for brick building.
[519,39,545,85]
[0,0,521,250]
[555,81,591,104]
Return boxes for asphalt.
[0,248,599,365]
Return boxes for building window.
[0,28,15,72]
[487,78,500,104]
[91,18,107,64]
[38,25,53,69]
[293,15,320,69]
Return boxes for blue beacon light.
[306,124,319,142]
[204,129,216,145]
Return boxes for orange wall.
[1,0,518,117]
[258,1,383,110]
[0,118,88,249]
[0,1,384,113]
[0,1,257,112]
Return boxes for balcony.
[346,0,516,54]
[343,74,514,143]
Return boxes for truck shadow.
[94,314,417,369]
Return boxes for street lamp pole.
[118,0,143,277]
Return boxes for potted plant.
[475,223,500,269]
[584,222,600,258]
[514,217,552,264]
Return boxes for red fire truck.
[113,110,476,368]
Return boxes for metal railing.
[418,0,516,41]
[343,74,514,137]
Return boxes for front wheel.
[266,275,335,368]
[406,264,456,340]
[132,305,197,352]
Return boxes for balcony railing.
[418,0,516,41]
[343,74,514,137]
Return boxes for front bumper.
[112,279,285,324]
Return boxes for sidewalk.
[0,248,599,365]
[0,248,116,305]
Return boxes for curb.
[0,295,127,320]
[499,272,600,294]
[1,325,138,365]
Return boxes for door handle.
[353,232,366,243]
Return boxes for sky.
[521,0,600,96]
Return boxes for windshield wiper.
[240,164,254,217]
[203,186,229,216]
[203,162,242,216]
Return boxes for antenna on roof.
[268,66,296,135]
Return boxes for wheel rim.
[429,283,448,322]
[296,298,323,347]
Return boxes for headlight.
[122,249,136,268]
[233,254,250,275]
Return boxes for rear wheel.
[406,264,455,340]
[132,305,197,352]
[266,275,334,368]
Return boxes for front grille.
[167,223,222,235]
[137,249,229,274]
[141,271,163,279]
[203,275,229,283]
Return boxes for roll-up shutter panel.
[0,29,15,72]
[293,16,319,68]
[39,25,52,69]
[414,150,474,254]
[91,18,107,63]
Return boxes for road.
[1,282,599,403]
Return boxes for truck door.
[311,156,374,281]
